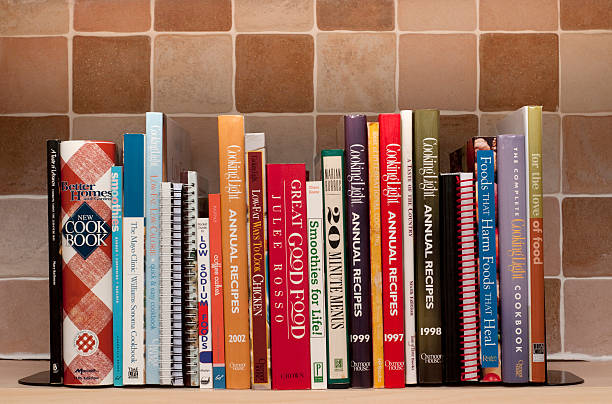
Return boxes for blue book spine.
[123,133,145,218]
[111,166,123,386]
[476,149,499,369]
[145,112,164,384]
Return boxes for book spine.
[414,110,443,384]
[123,133,145,218]
[378,114,406,388]
[111,166,123,386]
[170,183,184,386]
[145,112,163,384]
[498,135,529,383]
[367,123,384,389]
[218,115,251,389]
[159,183,172,385]
[60,140,115,385]
[267,164,311,389]
[527,107,546,383]
[247,149,270,388]
[47,139,62,384]
[307,181,328,390]
[400,110,417,385]
[476,149,500,379]
[197,218,213,388]
[122,216,145,385]
[343,115,373,388]
[321,150,350,388]
[209,193,226,388]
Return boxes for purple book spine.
[344,115,373,387]
[498,134,529,383]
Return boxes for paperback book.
[111,166,123,386]
[197,218,213,388]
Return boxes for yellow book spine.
[218,115,251,389]
[368,122,385,388]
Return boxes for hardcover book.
[267,164,311,390]
[307,181,328,390]
[218,115,251,389]
[197,218,213,388]
[344,115,373,388]
[413,110,443,384]
[321,149,350,388]
[170,183,184,386]
[111,166,123,386]
[60,140,115,385]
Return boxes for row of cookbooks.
[46,106,546,389]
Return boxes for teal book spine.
[111,166,123,386]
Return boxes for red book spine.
[378,114,406,388]
[266,164,311,390]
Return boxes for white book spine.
[197,218,213,388]
[400,110,417,385]
[307,181,328,389]
[159,183,172,385]
[122,217,145,385]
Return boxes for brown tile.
[561,0,612,30]
[0,116,69,195]
[73,116,146,149]
[544,278,561,354]
[480,0,557,31]
[73,36,150,113]
[0,280,49,354]
[317,0,394,31]
[398,0,476,31]
[565,279,612,355]
[154,0,231,31]
[563,116,612,194]
[439,114,478,173]
[245,115,315,178]
[236,35,314,113]
[479,113,505,138]
[317,33,395,113]
[235,0,313,32]
[543,197,560,276]
[399,34,477,111]
[561,34,612,112]
[0,37,68,113]
[315,115,344,180]
[154,35,232,113]
[0,200,48,278]
[0,0,68,35]
[480,34,559,112]
[563,197,612,277]
[74,0,150,32]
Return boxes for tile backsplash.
[1,0,611,359]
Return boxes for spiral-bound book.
[170,183,184,386]
[160,183,173,385]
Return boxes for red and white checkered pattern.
[60,141,115,386]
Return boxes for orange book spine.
[218,115,251,389]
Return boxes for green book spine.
[413,110,443,384]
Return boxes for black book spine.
[47,139,62,384]
[344,115,373,387]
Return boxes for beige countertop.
[1,360,610,403]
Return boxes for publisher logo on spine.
[73,330,99,356]
[62,202,110,259]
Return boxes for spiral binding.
[170,183,184,386]
[159,183,173,385]
[456,175,480,382]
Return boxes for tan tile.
[0,200,48,278]
[544,278,561,354]
[0,0,68,35]
[563,197,612,277]
[480,0,557,31]
[73,36,150,113]
[0,116,69,195]
[439,114,478,173]
[235,0,313,32]
[398,0,476,31]
[565,279,612,355]
[480,34,559,112]
[0,280,49,354]
[316,115,345,156]
[479,113,504,138]
[561,0,612,30]
[0,37,68,113]
[72,116,146,150]
[399,34,476,111]
[74,0,150,32]
[236,35,314,113]
[317,0,394,31]
[155,0,231,31]
[154,35,232,114]
[317,33,395,113]
[563,115,612,194]
[561,34,612,112]
[543,197,560,276]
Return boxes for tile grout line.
[231,0,237,114]
[312,0,318,173]
[476,0,481,128]
[0,277,48,281]
[557,0,566,354]
[68,0,74,139]
[395,0,399,112]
